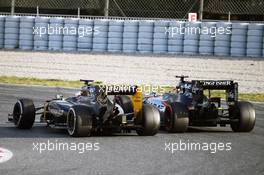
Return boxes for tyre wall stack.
[247,23,263,57]
[122,20,138,53]
[199,22,216,55]
[19,16,35,50]
[63,18,78,51]
[93,20,108,52]
[137,20,154,53]
[108,20,123,53]
[77,19,93,52]
[167,21,184,54]
[0,16,4,48]
[4,16,20,49]
[34,17,49,51]
[48,17,64,51]
[263,37,264,57]
[183,22,200,55]
[230,23,248,57]
[153,21,168,54]
[214,22,232,56]
[0,15,264,58]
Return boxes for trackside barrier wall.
[0,16,5,48]
[230,23,248,57]
[108,20,123,53]
[214,22,232,56]
[34,17,49,51]
[63,18,78,51]
[4,16,20,49]
[167,21,184,54]
[48,17,64,51]
[0,15,264,58]
[19,16,35,50]
[122,20,138,53]
[247,23,263,57]
[199,22,216,55]
[93,19,108,52]
[77,19,93,52]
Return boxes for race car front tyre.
[136,104,160,136]
[67,105,93,137]
[230,101,255,132]
[13,99,35,129]
[165,102,189,133]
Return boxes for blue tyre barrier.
[230,23,248,57]
[108,20,124,53]
[183,22,200,55]
[4,16,20,49]
[214,22,232,56]
[19,16,35,50]
[153,21,168,54]
[246,23,263,57]
[92,20,109,52]
[0,16,5,48]
[199,22,215,55]
[168,21,185,54]
[63,18,79,51]
[48,17,64,51]
[78,19,93,51]
[137,21,154,53]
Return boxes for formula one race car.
[8,80,160,137]
[143,76,255,133]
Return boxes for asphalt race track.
[0,84,263,175]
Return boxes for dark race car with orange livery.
[8,80,160,137]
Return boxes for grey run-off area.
[0,50,263,92]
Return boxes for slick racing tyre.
[136,104,160,136]
[115,95,134,119]
[13,99,35,129]
[230,101,255,132]
[67,105,93,137]
[165,102,189,133]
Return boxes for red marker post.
[188,13,197,22]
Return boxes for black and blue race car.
[143,76,256,133]
[9,80,160,137]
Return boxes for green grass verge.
[0,76,83,88]
[0,76,263,102]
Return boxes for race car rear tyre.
[231,101,255,132]
[67,105,93,137]
[165,102,189,133]
[115,95,134,119]
[13,99,35,129]
[136,104,160,136]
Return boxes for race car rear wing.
[80,80,142,113]
[100,85,143,117]
[192,80,238,104]
[103,85,138,95]
[192,80,236,90]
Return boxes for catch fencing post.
[11,0,15,15]
[104,0,109,17]
[78,7,80,18]
[199,0,204,21]
[37,6,39,16]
